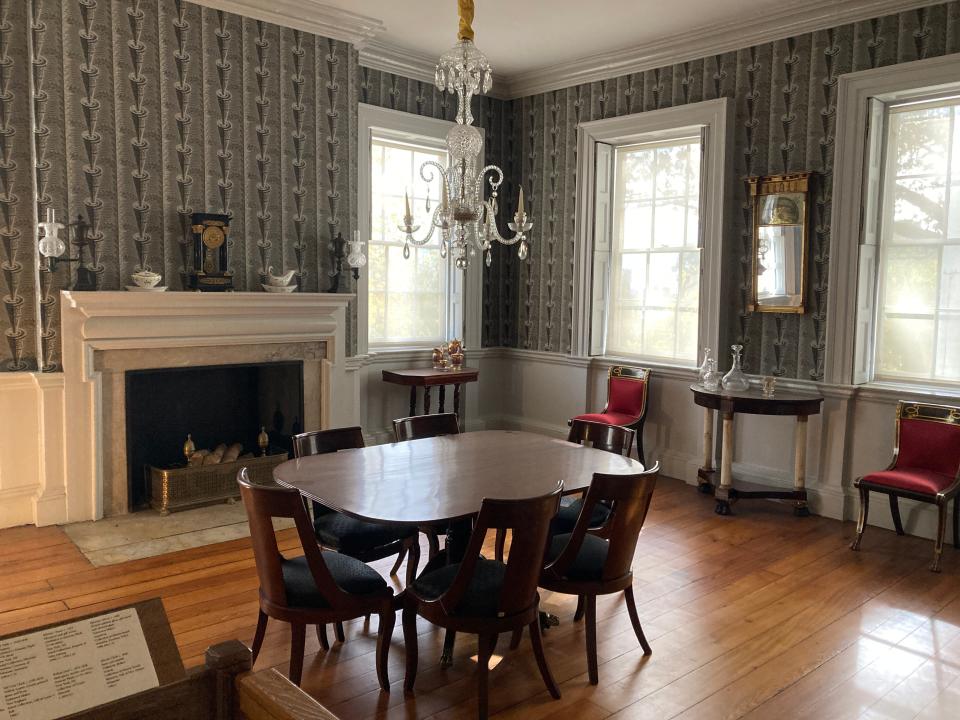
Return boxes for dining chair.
[292,427,420,587]
[237,468,397,689]
[494,420,635,560]
[392,412,461,558]
[850,401,960,572]
[569,365,650,463]
[538,465,659,684]
[402,484,563,719]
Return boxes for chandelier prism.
[398,0,532,270]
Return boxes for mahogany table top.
[381,367,479,387]
[273,430,644,526]
[690,384,823,416]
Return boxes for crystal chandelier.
[398,0,532,270]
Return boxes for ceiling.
[326,0,786,77]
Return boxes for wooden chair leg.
[390,544,408,577]
[509,627,522,650]
[585,595,599,685]
[376,609,395,692]
[889,494,905,535]
[289,623,306,687]
[624,586,651,655]
[316,624,329,651]
[406,536,421,587]
[573,595,585,622]
[495,529,507,562]
[426,528,441,559]
[850,486,869,551]
[477,634,497,720]
[402,606,418,693]
[251,610,268,664]
[953,496,959,549]
[335,621,345,643]
[932,501,948,573]
[528,619,561,699]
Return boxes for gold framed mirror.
[748,172,810,313]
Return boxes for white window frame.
[827,54,960,389]
[572,98,732,368]
[357,104,482,357]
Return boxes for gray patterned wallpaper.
[4,1,960,380]
[497,2,960,379]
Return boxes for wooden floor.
[2,477,959,719]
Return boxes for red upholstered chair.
[850,401,960,573]
[570,366,650,464]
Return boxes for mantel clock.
[189,212,234,292]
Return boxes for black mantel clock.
[188,212,234,291]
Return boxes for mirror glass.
[750,176,809,313]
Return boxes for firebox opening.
[124,361,304,512]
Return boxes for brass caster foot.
[714,500,732,516]
[930,557,943,573]
[850,539,862,551]
[793,504,810,517]
[539,611,559,631]
[439,650,454,668]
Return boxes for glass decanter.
[697,347,714,386]
[721,344,750,392]
[702,358,721,391]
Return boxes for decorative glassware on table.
[702,359,721,391]
[721,344,750,392]
[761,376,777,398]
[697,347,714,386]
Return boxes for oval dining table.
[273,429,646,665]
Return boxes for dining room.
[1,0,960,718]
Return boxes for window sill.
[855,380,960,404]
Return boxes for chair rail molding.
[571,99,732,362]
[826,53,960,386]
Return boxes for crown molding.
[499,0,936,98]
[188,0,384,48]
[359,40,438,85]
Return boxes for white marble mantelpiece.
[59,291,355,521]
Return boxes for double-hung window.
[856,94,960,385]
[581,99,729,367]
[358,104,480,354]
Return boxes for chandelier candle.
[397,0,532,269]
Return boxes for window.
[606,137,702,362]
[357,104,483,355]
[861,95,960,384]
[367,135,451,347]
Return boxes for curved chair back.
[438,484,562,618]
[544,465,658,585]
[567,419,635,456]
[605,366,650,420]
[894,401,960,479]
[393,413,460,442]
[237,468,348,611]
[292,426,364,458]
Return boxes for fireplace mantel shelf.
[64,290,354,316]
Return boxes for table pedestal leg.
[715,411,734,515]
[698,408,715,494]
[409,387,417,417]
[439,385,446,413]
[424,386,431,415]
[793,416,810,517]
[454,384,462,426]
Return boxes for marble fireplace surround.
[60,291,353,521]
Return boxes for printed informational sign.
[0,607,159,720]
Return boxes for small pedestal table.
[690,385,823,516]
[381,367,479,424]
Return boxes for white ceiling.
[325,0,786,77]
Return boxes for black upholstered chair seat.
[552,498,612,535]
[411,556,507,616]
[545,533,609,582]
[314,512,416,556]
[281,552,387,607]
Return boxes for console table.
[382,367,479,423]
[690,385,823,516]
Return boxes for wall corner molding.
[188,0,385,48]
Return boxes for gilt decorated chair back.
[606,366,650,420]
[894,401,960,479]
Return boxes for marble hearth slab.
[62,502,294,566]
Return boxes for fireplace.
[124,361,304,511]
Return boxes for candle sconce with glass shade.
[36,208,98,290]
[327,230,367,293]
[748,172,811,313]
